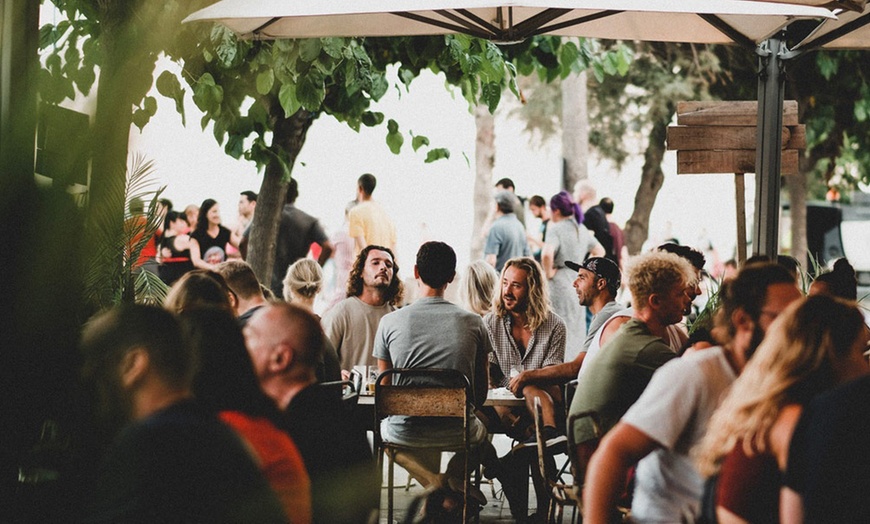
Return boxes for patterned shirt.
[483,310,566,388]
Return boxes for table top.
[357,387,525,407]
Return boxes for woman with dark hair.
[541,191,605,359]
[809,257,858,300]
[189,199,241,270]
[181,307,312,524]
[158,211,194,285]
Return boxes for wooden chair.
[534,396,577,524]
[374,368,475,523]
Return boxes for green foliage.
[83,154,169,310]
[509,38,632,146]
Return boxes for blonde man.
[484,256,566,441]
[568,250,696,448]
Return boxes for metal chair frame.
[373,368,474,523]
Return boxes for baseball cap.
[565,257,621,291]
[494,190,514,208]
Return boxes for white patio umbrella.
[184,0,833,44]
[184,0,841,256]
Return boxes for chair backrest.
[374,368,471,420]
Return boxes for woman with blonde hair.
[462,260,498,316]
[282,258,324,309]
[283,258,341,382]
[695,294,869,524]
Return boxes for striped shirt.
[483,311,566,388]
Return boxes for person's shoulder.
[482,311,499,328]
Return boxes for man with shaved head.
[244,303,377,524]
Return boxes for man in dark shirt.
[245,303,378,524]
[80,304,285,524]
[251,178,333,297]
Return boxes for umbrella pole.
[753,36,787,258]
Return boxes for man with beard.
[507,257,623,388]
[485,256,566,441]
[483,256,566,521]
[322,244,403,376]
[80,304,285,523]
[568,250,695,447]
[583,263,800,523]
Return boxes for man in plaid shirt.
[483,256,566,443]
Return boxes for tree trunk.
[470,103,495,261]
[785,171,807,268]
[561,70,588,191]
[624,108,674,255]
[247,108,314,284]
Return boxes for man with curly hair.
[322,245,403,376]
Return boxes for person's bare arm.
[717,507,751,524]
[188,237,213,270]
[541,244,556,279]
[780,487,804,524]
[485,254,497,268]
[589,243,605,258]
[508,355,583,394]
[584,422,659,523]
[317,240,334,266]
[229,229,242,249]
[353,236,366,253]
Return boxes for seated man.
[568,250,695,447]
[374,241,496,500]
[244,303,378,524]
[80,304,286,523]
[484,256,566,441]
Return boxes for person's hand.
[341,369,350,381]
[508,372,527,397]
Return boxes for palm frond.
[134,269,169,306]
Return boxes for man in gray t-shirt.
[485,191,530,272]
[374,241,492,493]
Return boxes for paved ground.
[377,434,578,523]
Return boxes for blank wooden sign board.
[667,101,806,263]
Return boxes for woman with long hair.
[189,199,241,270]
[180,307,312,523]
[157,211,194,285]
[541,191,604,359]
[283,258,341,383]
[695,294,870,523]
[462,260,498,317]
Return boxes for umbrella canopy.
[184,0,834,45]
[794,4,870,49]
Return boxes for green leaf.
[156,71,185,125]
[225,133,245,159]
[143,96,158,116]
[322,38,344,58]
[299,39,323,62]
[132,108,151,131]
[386,119,403,154]
[424,148,450,163]
[817,53,838,80]
[278,83,303,117]
[481,82,502,113]
[296,74,325,111]
[256,69,274,95]
[412,134,430,152]
[361,111,384,127]
[370,72,389,101]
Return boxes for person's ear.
[120,348,150,389]
[269,343,293,373]
[596,278,607,291]
[413,266,420,279]
[731,307,754,333]
[648,293,662,309]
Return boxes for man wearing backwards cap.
[509,257,623,392]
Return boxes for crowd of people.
[84,173,870,523]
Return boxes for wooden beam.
[676,101,798,126]
[677,149,799,175]
[667,125,806,151]
[735,173,747,265]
